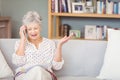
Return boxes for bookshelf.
[51,13,120,18]
[0,17,11,38]
[48,0,120,40]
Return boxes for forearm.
[16,39,26,56]
[54,43,62,62]
[12,53,26,66]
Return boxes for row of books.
[59,23,120,40]
[51,0,120,14]
[84,25,109,40]
[59,24,109,39]
[97,0,120,14]
[51,0,72,13]
[59,24,81,38]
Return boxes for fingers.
[19,25,27,40]
[20,25,27,32]
[62,36,71,43]
[66,33,73,40]
[61,33,74,43]
[20,26,27,34]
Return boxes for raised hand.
[54,33,73,62]
[58,33,74,46]
[19,25,27,41]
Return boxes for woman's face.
[26,22,41,40]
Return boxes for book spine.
[55,0,58,13]
[97,1,103,14]
[113,2,118,14]
[96,25,102,39]
[60,24,70,37]
[51,0,55,13]
[103,25,107,39]
[106,1,113,14]
[67,0,72,13]
[103,0,106,14]
[59,0,63,12]
[62,0,67,12]
[65,0,68,12]
[118,2,120,14]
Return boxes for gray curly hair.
[22,11,42,26]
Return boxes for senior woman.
[12,11,72,80]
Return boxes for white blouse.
[12,37,64,73]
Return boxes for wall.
[1,0,48,38]
[1,0,120,38]
[62,17,120,38]
[0,0,1,16]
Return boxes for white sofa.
[0,39,107,80]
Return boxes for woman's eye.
[28,29,32,31]
[34,28,38,30]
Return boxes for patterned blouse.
[12,37,64,73]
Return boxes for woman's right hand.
[19,25,27,41]
[16,25,27,56]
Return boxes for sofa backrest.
[0,39,17,73]
[0,39,107,77]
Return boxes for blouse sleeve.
[12,40,26,66]
[51,40,64,70]
[52,59,64,70]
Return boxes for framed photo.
[69,30,81,38]
[72,2,85,13]
[85,25,97,39]
[84,6,94,13]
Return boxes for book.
[106,1,113,14]
[67,0,74,13]
[51,0,55,12]
[118,2,120,14]
[55,0,59,13]
[93,0,97,13]
[59,0,63,12]
[62,0,68,12]
[113,2,118,14]
[96,25,102,39]
[60,24,71,37]
[97,0,104,14]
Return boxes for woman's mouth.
[31,34,37,37]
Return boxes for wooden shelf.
[52,37,107,41]
[0,17,11,38]
[51,13,120,18]
[48,0,120,40]
[0,17,10,21]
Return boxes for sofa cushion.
[58,76,102,80]
[0,77,14,80]
[54,40,107,77]
[98,29,120,80]
[0,39,107,77]
[0,49,14,78]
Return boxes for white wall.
[1,0,48,38]
[0,0,2,16]
[1,0,120,38]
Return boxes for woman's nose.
[31,29,35,33]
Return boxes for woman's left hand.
[58,33,73,46]
[54,33,73,62]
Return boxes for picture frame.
[85,25,97,39]
[72,2,85,13]
[69,30,81,38]
[84,6,94,13]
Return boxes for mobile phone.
[23,26,28,37]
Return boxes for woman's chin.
[29,36,38,40]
